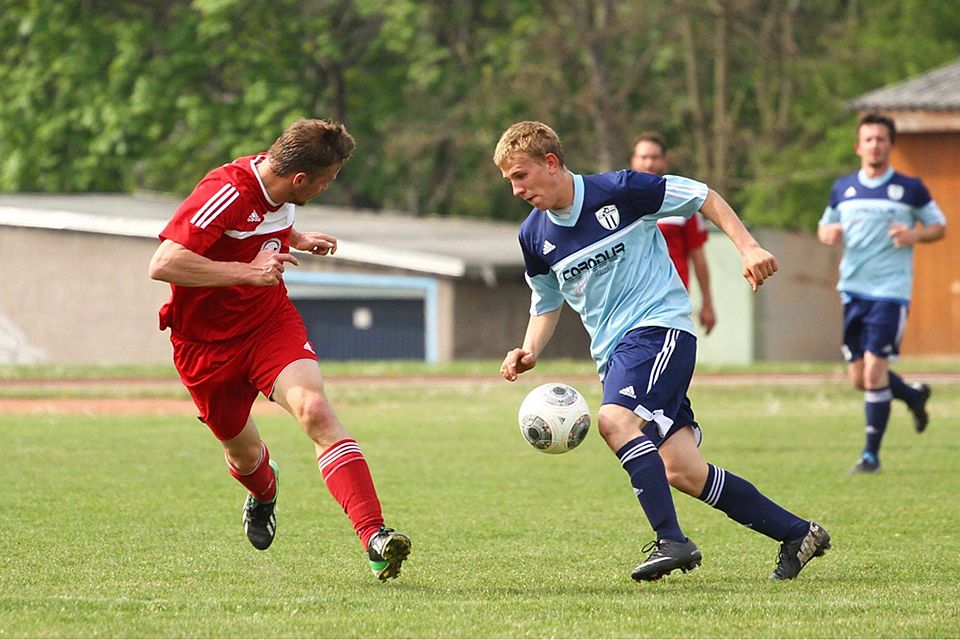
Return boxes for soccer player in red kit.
[631,132,716,335]
[148,118,411,580]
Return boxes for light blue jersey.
[519,170,708,373]
[819,167,945,304]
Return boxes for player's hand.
[818,223,844,246]
[500,348,537,382]
[888,223,916,248]
[293,232,338,256]
[699,304,716,335]
[741,246,778,292]
[250,249,299,286]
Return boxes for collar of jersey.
[250,154,281,208]
[545,173,584,227]
[857,166,895,189]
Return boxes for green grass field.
[2,373,959,638]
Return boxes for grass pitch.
[1,374,958,638]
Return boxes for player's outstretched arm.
[500,307,562,381]
[149,239,298,287]
[699,189,777,291]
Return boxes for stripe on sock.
[703,465,726,507]
[318,439,364,480]
[618,439,658,465]
[864,388,893,403]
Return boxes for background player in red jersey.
[148,118,411,580]
[631,132,716,335]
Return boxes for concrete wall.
[451,273,591,361]
[688,228,842,364]
[0,227,171,364]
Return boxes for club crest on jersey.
[261,238,282,253]
[887,184,904,201]
[594,205,620,230]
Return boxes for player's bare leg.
[660,426,830,579]
[597,405,701,581]
[224,417,280,550]
[272,359,411,579]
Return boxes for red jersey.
[158,154,297,342]
[656,213,708,288]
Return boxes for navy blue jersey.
[520,170,707,372]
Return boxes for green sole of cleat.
[372,536,411,581]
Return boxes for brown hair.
[858,112,896,144]
[633,131,667,154]
[493,121,565,167]
[268,118,356,177]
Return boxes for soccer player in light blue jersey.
[495,121,831,582]
[818,112,946,474]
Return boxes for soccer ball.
[517,382,591,454]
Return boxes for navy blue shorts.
[842,295,908,362]
[601,327,701,447]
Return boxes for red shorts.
[171,302,317,440]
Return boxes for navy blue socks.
[698,463,808,542]
[888,370,922,407]
[616,437,685,542]
[864,387,893,460]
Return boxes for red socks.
[318,439,384,548]
[226,442,277,503]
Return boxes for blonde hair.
[493,121,565,167]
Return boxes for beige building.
[0,193,839,366]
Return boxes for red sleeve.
[159,178,245,254]
[685,213,708,250]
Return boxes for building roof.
[848,58,960,111]
[0,193,527,279]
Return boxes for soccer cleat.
[909,383,931,433]
[631,538,702,582]
[850,453,880,474]
[241,460,279,550]
[367,526,412,581]
[770,521,831,580]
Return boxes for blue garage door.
[292,298,425,360]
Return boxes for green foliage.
[0,1,957,226]
[2,379,959,636]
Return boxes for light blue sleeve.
[526,273,565,315]
[819,206,840,225]
[653,175,709,220]
[916,200,946,226]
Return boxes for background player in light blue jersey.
[495,121,831,582]
[818,112,946,474]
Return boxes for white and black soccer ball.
[517,382,591,454]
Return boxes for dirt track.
[3,371,960,416]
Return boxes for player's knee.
[296,394,340,439]
[225,442,263,474]
[595,413,620,443]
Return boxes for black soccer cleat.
[850,455,880,474]
[770,521,831,580]
[631,538,702,582]
[241,460,279,550]
[368,526,412,581]
[909,383,931,433]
